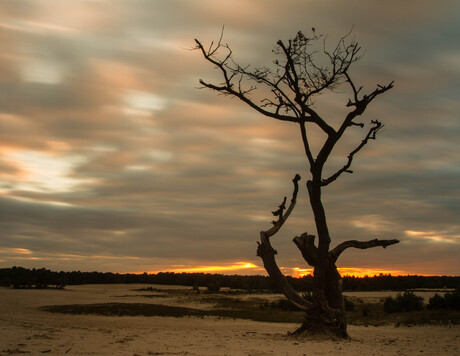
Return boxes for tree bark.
[257,233,312,311]
[291,177,349,338]
[330,238,400,262]
[256,175,312,311]
[292,260,348,339]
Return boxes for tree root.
[289,310,349,340]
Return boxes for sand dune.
[0,284,458,355]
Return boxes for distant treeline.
[1,266,459,291]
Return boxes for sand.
[0,284,458,355]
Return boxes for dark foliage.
[384,291,424,313]
[344,297,355,311]
[41,302,304,324]
[206,281,221,292]
[41,295,460,326]
[1,267,459,292]
[341,274,460,291]
[268,298,302,311]
[383,296,403,313]
[428,288,460,310]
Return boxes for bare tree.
[195,29,398,338]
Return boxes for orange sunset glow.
[143,263,413,279]
[159,262,263,274]
[289,267,408,278]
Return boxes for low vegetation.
[383,291,425,313]
[40,287,460,327]
[41,301,305,324]
[428,288,460,310]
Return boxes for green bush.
[384,291,424,313]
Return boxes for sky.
[0,0,459,277]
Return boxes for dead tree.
[195,29,398,338]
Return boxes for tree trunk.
[292,179,348,338]
[294,260,348,339]
[257,176,398,339]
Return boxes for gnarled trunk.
[291,179,348,337]
[256,175,398,339]
[294,260,347,338]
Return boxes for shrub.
[344,297,355,311]
[269,298,300,311]
[444,288,460,310]
[384,296,402,313]
[206,282,220,292]
[398,291,424,312]
[428,288,460,310]
[427,293,446,310]
[384,291,424,313]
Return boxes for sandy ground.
[0,284,458,355]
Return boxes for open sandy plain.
[0,284,458,355]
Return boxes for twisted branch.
[257,174,312,311]
[329,238,400,262]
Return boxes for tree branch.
[345,75,394,109]
[293,232,319,267]
[264,174,300,237]
[195,38,303,124]
[321,120,383,186]
[257,234,312,311]
[195,33,341,135]
[256,174,312,311]
[299,122,315,167]
[329,238,400,262]
[315,77,393,178]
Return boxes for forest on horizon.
[1,266,459,292]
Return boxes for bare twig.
[321,120,383,186]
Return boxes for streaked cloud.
[2,150,89,193]
[405,230,459,244]
[0,0,459,276]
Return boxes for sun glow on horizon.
[290,267,411,278]
[145,262,264,275]
[137,262,416,278]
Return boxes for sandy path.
[0,285,458,355]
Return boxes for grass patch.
[345,300,460,326]
[41,303,208,318]
[40,292,460,326]
[394,310,460,326]
[40,302,304,323]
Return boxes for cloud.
[0,0,459,275]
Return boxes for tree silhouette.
[195,29,398,338]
